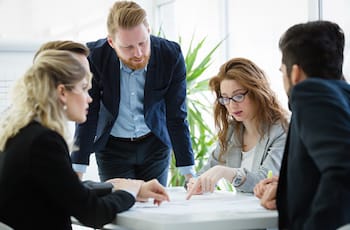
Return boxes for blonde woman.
[187,57,288,199]
[0,43,169,229]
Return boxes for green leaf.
[159,31,223,186]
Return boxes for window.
[322,0,350,81]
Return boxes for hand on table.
[106,178,169,205]
[106,178,143,197]
[186,165,236,200]
[137,179,170,205]
[253,176,279,210]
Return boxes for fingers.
[264,177,278,184]
[137,179,170,205]
[186,175,219,200]
[264,200,277,210]
[186,178,197,192]
[151,180,170,202]
[153,199,161,206]
[186,178,204,193]
[260,183,277,210]
[201,177,216,193]
[186,178,201,200]
[147,191,170,204]
[254,176,279,199]
[271,175,279,183]
[254,182,266,199]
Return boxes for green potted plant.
[168,35,223,186]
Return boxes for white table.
[104,187,278,230]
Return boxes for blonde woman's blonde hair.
[0,49,90,151]
[107,1,149,37]
[34,40,89,60]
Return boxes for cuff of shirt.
[177,165,196,177]
[72,164,87,173]
[118,189,137,199]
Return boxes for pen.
[267,170,273,179]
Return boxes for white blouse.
[241,146,256,171]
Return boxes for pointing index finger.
[186,178,201,200]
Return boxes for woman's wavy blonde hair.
[209,57,289,161]
[0,49,90,151]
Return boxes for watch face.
[233,170,244,187]
[233,177,242,187]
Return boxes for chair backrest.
[0,222,13,230]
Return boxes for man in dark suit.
[254,21,350,229]
[70,1,195,186]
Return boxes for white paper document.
[130,187,267,215]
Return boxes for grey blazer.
[200,123,287,193]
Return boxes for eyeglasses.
[218,91,248,105]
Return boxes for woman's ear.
[56,84,67,105]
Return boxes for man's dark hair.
[279,20,344,80]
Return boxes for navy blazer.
[71,36,194,167]
[277,78,350,229]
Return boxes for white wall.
[0,51,35,112]
[0,0,154,42]
[0,0,153,112]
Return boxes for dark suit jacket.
[277,78,350,229]
[71,36,194,167]
[0,122,135,230]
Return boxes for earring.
[63,105,67,111]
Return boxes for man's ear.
[107,36,115,48]
[56,84,67,105]
[290,64,304,84]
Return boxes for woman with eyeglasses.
[186,57,289,199]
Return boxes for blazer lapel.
[144,45,157,110]
[105,51,120,115]
[226,126,242,168]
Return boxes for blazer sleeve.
[71,41,105,166]
[291,80,350,229]
[197,144,221,175]
[31,130,135,229]
[163,43,194,167]
[236,124,286,193]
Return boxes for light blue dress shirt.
[110,61,150,138]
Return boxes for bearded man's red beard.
[119,54,150,70]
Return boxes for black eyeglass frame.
[218,90,249,105]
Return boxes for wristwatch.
[184,179,190,190]
[233,169,245,187]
